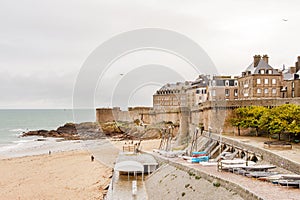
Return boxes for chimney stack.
[253,55,261,67]
[290,66,296,74]
[296,56,300,72]
[262,54,269,64]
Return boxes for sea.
[0,109,96,158]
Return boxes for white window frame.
[225,89,230,97]
[257,88,261,94]
[272,88,276,94]
[264,78,269,84]
[272,79,276,85]
[264,88,269,94]
[234,89,238,96]
[257,78,261,84]
[212,89,216,96]
[225,80,229,86]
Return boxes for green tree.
[261,104,300,140]
[245,106,268,136]
[230,108,246,136]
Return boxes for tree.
[260,104,300,140]
[230,104,300,140]
[230,107,250,136]
[245,106,268,136]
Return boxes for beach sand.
[0,138,161,200]
[0,150,111,200]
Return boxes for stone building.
[188,74,209,106]
[207,75,239,101]
[281,56,300,98]
[152,81,192,111]
[238,55,282,99]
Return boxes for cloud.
[1,0,300,108]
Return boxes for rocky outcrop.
[22,122,105,140]
[22,121,166,140]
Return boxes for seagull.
[282,19,288,22]
[120,73,124,76]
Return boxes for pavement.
[223,134,300,164]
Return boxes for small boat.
[189,156,210,163]
[199,161,218,166]
[278,180,300,188]
[246,171,278,178]
[258,174,284,182]
[221,159,246,165]
[181,156,193,160]
[280,174,300,180]
[192,151,207,157]
[241,165,276,171]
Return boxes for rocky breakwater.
[22,122,106,140]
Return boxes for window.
[212,80,216,86]
[234,89,238,96]
[264,88,269,94]
[292,91,295,98]
[257,88,261,94]
[264,78,269,84]
[225,89,230,96]
[257,78,261,84]
[225,80,229,86]
[272,79,276,84]
[268,70,272,74]
[212,90,216,96]
[196,89,200,94]
[244,92,249,97]
[292,82,295,89]
[272,88,276,94]
[260,70,265,74]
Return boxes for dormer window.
[234,80,238,86]
[260,69,265,74]
[225,80,229,86]
[268,70,272,74]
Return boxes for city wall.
[96,98,300,136]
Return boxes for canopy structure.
[114,161,144,172]
[114,160,144,181]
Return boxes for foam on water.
[0,109,95,158]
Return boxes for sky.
[1,0,300,109]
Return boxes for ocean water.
[0,109,96,146]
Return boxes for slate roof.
[243,59,280,75]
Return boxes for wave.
[9,128,28,133]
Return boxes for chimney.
[262,54,269,64]
[296,56,300,72]
[253,55,261,67]
[290,66,296,74]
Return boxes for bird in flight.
[282,19,288,22]
[120,73,124,76]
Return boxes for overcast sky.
[1,0,300,109]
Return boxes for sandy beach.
[0,150,111,200]
[0,138,161,200]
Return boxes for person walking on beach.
[91,155,94,162]
[49,150,51,155]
